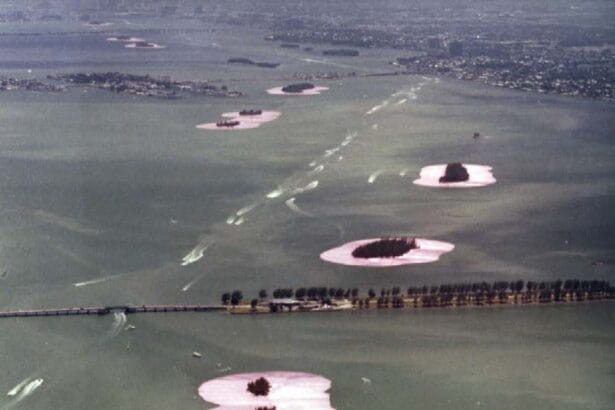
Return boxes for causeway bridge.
[0,304,225,318]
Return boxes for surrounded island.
[281,82,315,93]
[267,83,329,95]
[239,109,263,116]
[439,163,470,183]
[320,237,454,267]
[198,371,334,409]
[197,109,281,131]
[215,120,240,128]
[414,163,496,188]
[351,237,419,259]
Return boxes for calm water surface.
[0,15,613,410]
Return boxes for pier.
[0,304,225,319]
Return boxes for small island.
[216,120,240,128]
[227,58,280,68]
[414,163,496,188]
[239,109,263,116]
[198,371,334,409]
[321,237,454,267]
[281,82,315,93]
[439,163,470,183]
[247,377,271,396]
[322,49,360,57]
[352,237,418,259]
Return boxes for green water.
[0,10,614,410]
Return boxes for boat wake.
[285,197,314,217]
[368,170,383,184]
[108,312,127,338]
[182,275,203,292]
[3,378,44,408]
[181,242,212,266]
[73,276,113,287]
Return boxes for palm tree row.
[223,279,613,308]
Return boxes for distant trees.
[221,292,231,305]
[258,289,268,300]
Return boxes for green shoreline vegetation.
[222,279,614,314]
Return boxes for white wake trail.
[285,197,314,217]
[73,277,113,287]
[292,180,319,195]
[181,275,203,292]
[181,242,211,266]
[108,312,127,338]
[6,377,32,397]
[368,170,383,184]
[236,202,258,217]
[10,378,44,405]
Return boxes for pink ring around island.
[124,42,166,49]
[266,86,329,96]
[320,238,455,267]
[198,371,335,410]
[413,164,496,188]
[220,111,281,123]
[196,121,261,130]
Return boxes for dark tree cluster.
[247,377,271,396]
[228,58,280,68]
[226,279,613,310]
[322,49,359,57]
[352,238,418,259]
[439,163,470,183]
[239,109,263,116]
[221,290,243,306]
[216,120,240,127]
[281,82,315,93]
[271,287,358,301]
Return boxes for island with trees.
[281,82,316,93]
[247,377,271,396]
[228,57,280,68]
[439,163,470,183]
[351,237,418,259]
[47,72,242,99]
[322,49,359,57]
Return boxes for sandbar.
[413,164,496,188]
[198,371,334,410]
[266,86,329,95]
[320,238,455,267]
